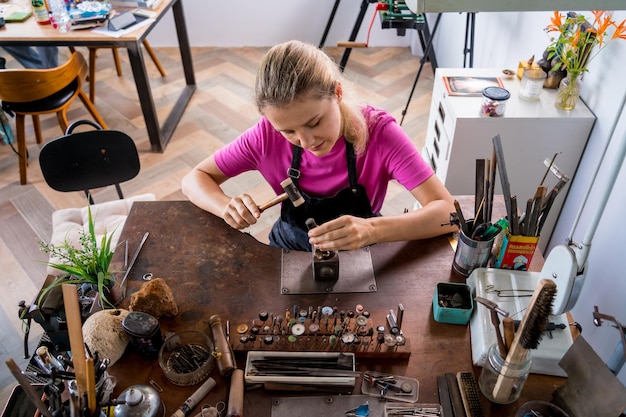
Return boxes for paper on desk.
[91,17,153,37]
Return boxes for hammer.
[258,178,305,212]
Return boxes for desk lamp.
[471,97,626,376]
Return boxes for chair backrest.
[0,51,88,103]
[39,121,140,203]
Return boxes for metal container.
[113,385,165,417]
[122,311,163,359]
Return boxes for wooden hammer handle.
[258,193,288,212]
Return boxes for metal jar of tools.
[478,343,531,404]
[452,220,496,277]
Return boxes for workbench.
[105,199,562,417]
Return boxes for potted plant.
[39,205,117,310]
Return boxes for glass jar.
[519,68,547,100]
[481,87,510,117]
[479,343,531,404]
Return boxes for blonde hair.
[255,40,368,154]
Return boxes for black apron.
[268,142,376,251]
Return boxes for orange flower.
[546,11,563,33]
[612,19,626,40]
[545,10,626,75]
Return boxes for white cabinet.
[423,68,595,252]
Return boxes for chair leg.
[76,90,108,129]
[16,115,28,185]
[56,111,69,134]
[89,48,97,103]
[112,49,123,76]
[32,115,43,144]
[142,40,167,77]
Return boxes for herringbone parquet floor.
[0,45,433,407]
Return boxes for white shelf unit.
[423,68,596,252]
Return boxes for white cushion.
[46,193,156,276]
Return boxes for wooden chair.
[0,51,107,185]
[86,40,167,102]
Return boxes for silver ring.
[142,273,153,281]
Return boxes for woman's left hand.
[307,215,375,251]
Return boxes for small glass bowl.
[515,400,570,417]
[158,330,215,386]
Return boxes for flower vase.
[555,72,581,111]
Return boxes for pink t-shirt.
[214,106,433,213]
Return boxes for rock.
[82,309,130,366]
[129,278,178,318]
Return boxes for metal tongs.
[120,232,149,299]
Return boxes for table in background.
[108,199,559,417]
[0,0,195,152]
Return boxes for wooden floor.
[0,45,434,407]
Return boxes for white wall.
[429,10,626,384]
[148,0,411,47]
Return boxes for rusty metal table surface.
[107,200,562,417]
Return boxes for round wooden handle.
[337,42,368,48]
[226,369,244,417]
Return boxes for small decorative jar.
[478,343,531,404]
[481,87,510,117]
[122,311,163,359]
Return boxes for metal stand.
[463,12,476,68]
[338,0,378,71]
[319,0,438,73]
[399,13,442,125]
[319,0,342,48]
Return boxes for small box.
[433,282,474,325]
[493,232,539,271]
[245,351,356,387]
[516,60,541,80]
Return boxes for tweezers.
[485,285,533,298]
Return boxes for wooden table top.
[0,0,173,45]
[106,199,561,417]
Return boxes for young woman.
[182,40,457,251]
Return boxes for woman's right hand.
[222,194,261,229]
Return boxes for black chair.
[39,120,140,205]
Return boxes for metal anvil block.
[312,249,339,281]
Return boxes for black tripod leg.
[463,12,476,68]
[400,13,442,126]
[339,0,372,72]
[319,0,342,48]
[421,13,438,72]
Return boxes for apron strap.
[288,145,303,186]
[288,141,358,189]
